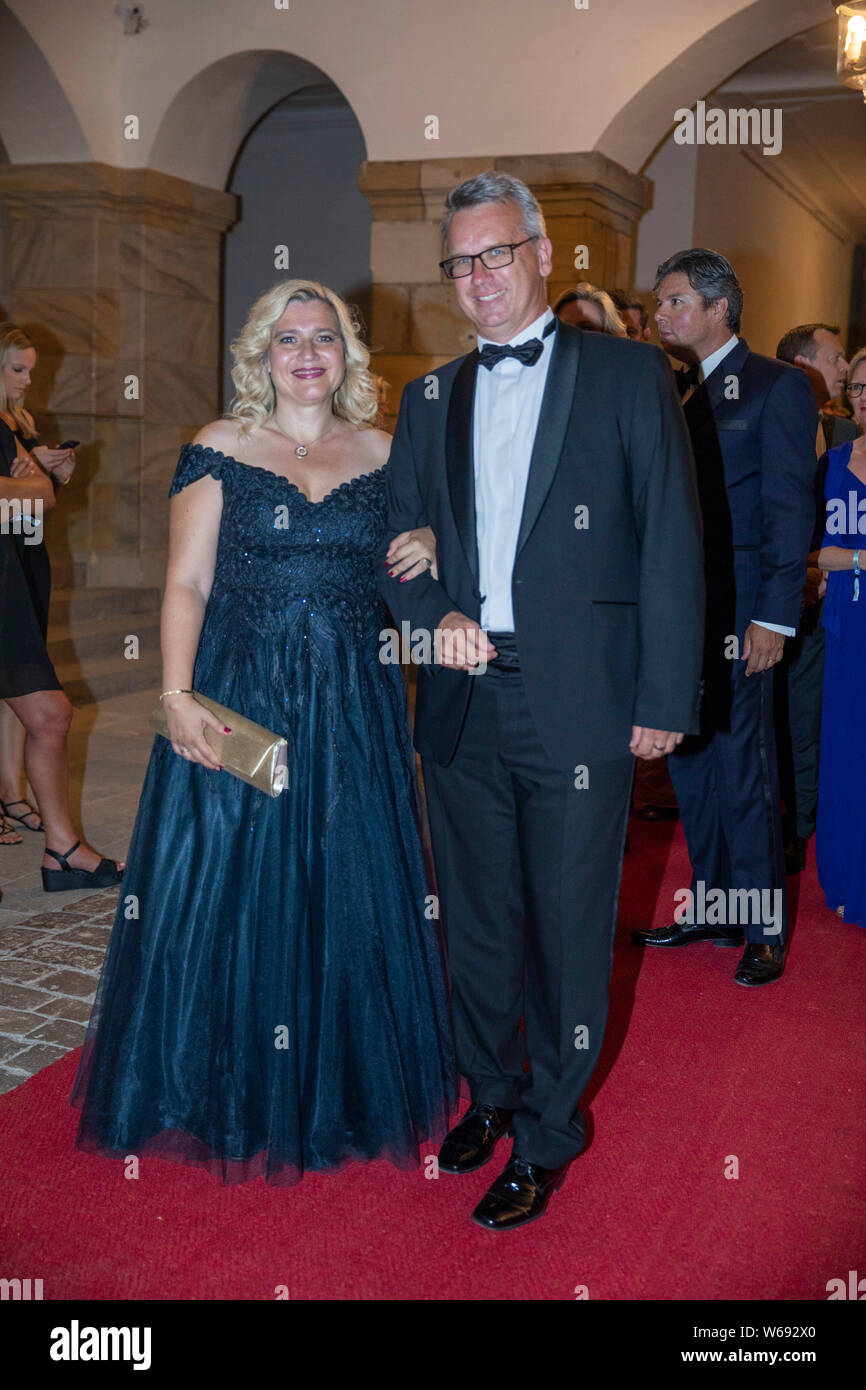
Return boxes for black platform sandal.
[1,798,44,832]
[41,840,124,893]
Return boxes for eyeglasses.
[847,381,865,398]
[439,237,538,280]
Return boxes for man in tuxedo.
[632,251,818,985]
[378,172,704,1230]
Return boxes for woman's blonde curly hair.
[0,324,37,433]
[228,280,378,438]
[553,282,627,338]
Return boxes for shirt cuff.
[752,619,795,637]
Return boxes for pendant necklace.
[272,416,338,458]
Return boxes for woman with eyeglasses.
[815,345,866,929]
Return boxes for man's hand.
[435,611,497,669]
[630,727,684,759]
[802,565,826,605]
[742,621,785,676]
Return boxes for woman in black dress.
[0,324,123,889]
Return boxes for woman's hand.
[161,693,231,771]
[32,445,75,485]
[10,453,41,478]
[386,526,438,582]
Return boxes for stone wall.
[359,153,649,429]
[0,163,235,588]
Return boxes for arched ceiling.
[149,50,344,188]
[0,0,89,163]
[595,0,830,169]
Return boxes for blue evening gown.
[816,440,866,929]
[71,443,457,1183]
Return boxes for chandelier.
[836,2,866,100]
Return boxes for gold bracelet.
[159,688,193,701]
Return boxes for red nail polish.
[399,575,406,583]
[224,726,232,733]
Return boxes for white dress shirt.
[698,335,795,639]
[473,308,556,631]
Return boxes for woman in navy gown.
[816,346,866,930]
[72,279,456,1182]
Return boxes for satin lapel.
[516,322,581,556]
[445,350,480,587]
[701,336,750,415]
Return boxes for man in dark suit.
[774,325,860,874]
[378,172,704,1230]
[632,250,818,986]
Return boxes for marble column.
[358,152,650,428]
[0,163,236,587]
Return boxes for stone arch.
[595,0,828,172]
[0,1,90,162]
[148,49,360,189]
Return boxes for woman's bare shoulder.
[358,426,393,468]
[191,418,242,454]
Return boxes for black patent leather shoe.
[471,1156,568,1231]
[734,942,786,986]
[438,1102,514,1174]
[631,922,744,948]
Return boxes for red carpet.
[2,822,864,1300]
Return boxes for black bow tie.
[477,318,556,371]
[679,362,701,391]
[478,339,543,370]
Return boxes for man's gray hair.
[442,170,546,247]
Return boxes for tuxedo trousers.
[669,659,788,945]
[422,661,633,1169]
[775,598,825,843]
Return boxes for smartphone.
[58,440,80,449]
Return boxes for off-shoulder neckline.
[182,442,387,506]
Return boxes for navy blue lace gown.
[72,443,456,1184]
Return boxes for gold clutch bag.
[148,693,288,797]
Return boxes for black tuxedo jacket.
[377,320,705,770]
[679,336,818,637]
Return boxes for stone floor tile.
[35,970,98,998]
[0,927,56,952]
[19,941,106,970]
[32,995,93,1023]
[0,1005,46,1036]
[52,923,112,948]
[0,1068,29,1095]
[0,960,55,984]
[0,982,58,1011]
[5,1041,67,1072]
[26,1018,88,1049]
